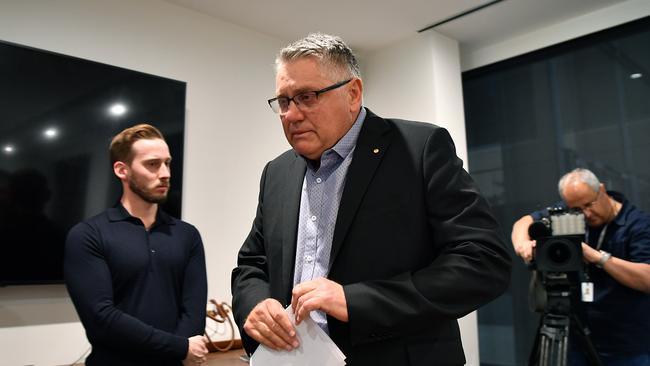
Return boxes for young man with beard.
[65,124,209,366]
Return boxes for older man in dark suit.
[231,33,511,366]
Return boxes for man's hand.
[243,298,299,351]
[183,335,208,365]
[291,277,348,324]
[581,242,600,264]
[514,238,536,263]
[581,242,650,293]
[512,215,536,263]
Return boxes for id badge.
[582,282,594,302]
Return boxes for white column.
[362,31,478,365]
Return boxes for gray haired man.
[232,33,511,366]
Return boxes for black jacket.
[232,109,511,365]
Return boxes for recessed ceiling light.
[3,145,15,154]
[630,73,643,79]
[44,128,58,139]
[109,103,127,116]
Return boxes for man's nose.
[159,164,171,179]
[281,100,305,122]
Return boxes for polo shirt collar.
[608,190,628,227]
[107,201,174,226]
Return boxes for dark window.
[463,16,650,366]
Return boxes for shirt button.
[316,177,322,183]
[305,255,313,263]
[310,215,317,221]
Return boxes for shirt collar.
[330,107,366,159]
[303,107,366,170]
[608,190,628,226]
[107,201,174,226]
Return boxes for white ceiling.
[164,0,628,52]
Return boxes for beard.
[128,175,169,204]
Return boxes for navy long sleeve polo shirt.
[64,204,207,366]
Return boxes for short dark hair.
[109,124,165,165]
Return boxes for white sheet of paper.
[250,306,346,366]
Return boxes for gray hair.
[276,33,361,79]
[558,168,601,198]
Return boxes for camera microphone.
[528,219,551,240]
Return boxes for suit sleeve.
[174,227,208,337]
[344,127,512,345]
[64,223,188,359]
[231,163,272,354]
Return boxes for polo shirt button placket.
[147,231,156,272]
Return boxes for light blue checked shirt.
[293,107,366,333]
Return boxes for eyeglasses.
[575,190,601,212]
[267,79,352,114]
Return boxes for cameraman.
[511,168,650,366]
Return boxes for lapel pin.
[373,148,380,154]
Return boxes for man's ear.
[348,78,363,112]
[113,161,129,180]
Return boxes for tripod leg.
[529,317,543,366]
[554,335,561,366]
[571,313,604,366]
[540,335,548,366]
[559,333,567,366]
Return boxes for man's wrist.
[596,250,611,268]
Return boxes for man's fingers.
[266,312,298,348]
[251,321,295,351]
[272,309,296,337]
[243,299,299,350]
[295,295,320,324]
[264,300,297,343]
[291,282,313,311]
[292,278,335,322]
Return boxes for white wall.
[462,0,650,71]
[5,1,647,365]
[0,2,482,362]
[0,1,287,365]
[362,31,479,365]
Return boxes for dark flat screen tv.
[0,40,186,285]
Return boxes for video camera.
[528,206,586,315]
[529,206,585,274]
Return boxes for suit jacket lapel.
[281,153,306,304]
[329,109,393,268]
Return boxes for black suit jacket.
[232,109,511,365]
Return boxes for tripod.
[529,272,602,366]
[537,313,569,366]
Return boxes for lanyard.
[582,224,608,285]
[586,223,609,251]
